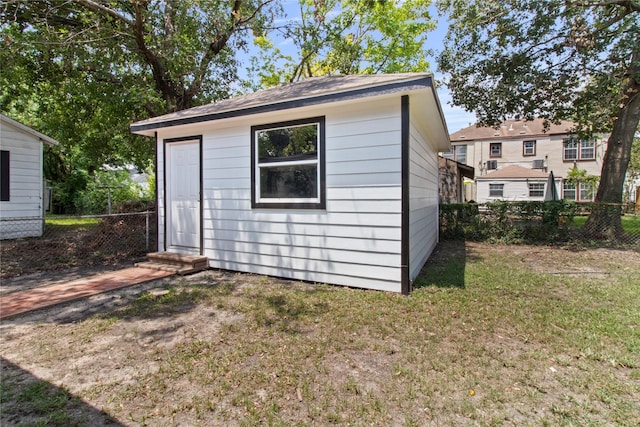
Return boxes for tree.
[1,0,437,212]
[249,0,435,86]
[438,0,640,237]
[1,0,280,211]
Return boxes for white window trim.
[252,118,325,209]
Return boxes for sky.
[244,1,477,133]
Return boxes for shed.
[475,165,560,202]
[0,114,58,239]
[131,73,450,293]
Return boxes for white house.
[131,73,450,293]
[444,118,607,202]
[0,114,58,239]
[476,165,561,202]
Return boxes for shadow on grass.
[1,357,123,426]
[413,240,469,289]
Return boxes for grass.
[2,242,639,426]
[45,215,100,230]
[571,214,640,234]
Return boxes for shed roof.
[130,73,447,137]
[450,118,577,142]
[0,114,59,146]
[476,165,550,180]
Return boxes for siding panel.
[194,97,404,292]
[0,121,44,238]
[408,103,440,281]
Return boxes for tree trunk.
[584,49,640,239]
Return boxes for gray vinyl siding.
[0,121,44,239]
[408,105,440,281]
[157,96,404,292]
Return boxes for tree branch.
[72,0,136,27]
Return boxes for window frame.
[563,182,576,201]
[563,137,596,161]
[579,140,595,160]
[523,140,536,156]
[489,183,504,198]
[489,142,502,158]
[579,182,594,201]
[0,150,9,202]
[251,116,326,209]
[528,182,545,198]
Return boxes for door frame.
[163,135,203,254]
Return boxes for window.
[528,183,545,197]
[580,140,595,160]
[563,137,595,161]
[523,140,536,156]
[490,143,502,158]
[579,183,594,201]
[0,150,9,201]
[489,183,504,198]
[455,145,467,164]
[563,182,576,200]
[443,144,468,164]
[251,117,325,209]
[563,181,594,201]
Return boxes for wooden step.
[136,252,209,275]
[135,261,203,275]
[146,252,208,269]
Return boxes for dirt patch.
[1,242,639,426]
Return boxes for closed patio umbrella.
[544,170,559,201]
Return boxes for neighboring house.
[131,73,450,293]
[0,114,59,239]
[438,156,474,203]
[443,118,607,203]
[475,165,561,201]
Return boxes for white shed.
[131,74,450,293]
[0,114,58,239]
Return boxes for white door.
[166,140,200,252]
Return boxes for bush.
[440,201,578,243]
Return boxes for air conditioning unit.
[486,160,498,170]
[532,159,545,169]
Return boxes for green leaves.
[253,0,436,85]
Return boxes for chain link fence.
[1,211,157,278]
[440,201,639,247]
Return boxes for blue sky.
[243,1,476,133]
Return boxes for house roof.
[130,73,447,137]
[0,114,59,146]
[450,118,577,142]
[476,165,550,180]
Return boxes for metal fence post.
[145,210,150,252]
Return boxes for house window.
[489,183,504,198]
[563,181,594,201]
[0,150,9,201]
[523,140,536,156]
[443,144,468,164]
[563,182,576,200]
[579,183,594,201]
[251,117,325,209]
[580,140,595,160]
[455,145,467,164]
[490,143,502,158]
[528,182,545,197]
[563,137,595,161]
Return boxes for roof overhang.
[1,114,59,146]
[130,74,449,142]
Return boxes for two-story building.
[443,118,607,203]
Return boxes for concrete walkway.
[0,267,174,319]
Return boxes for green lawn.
[2,242,639,426]
[571,214,640,234]
[45,215,100,228]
